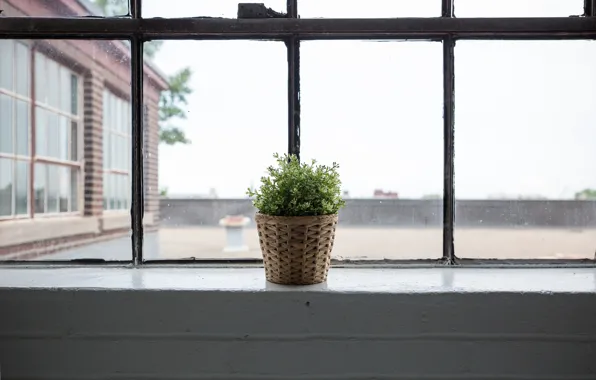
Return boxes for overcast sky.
[141,0,595,199]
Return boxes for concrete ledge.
[0,268,594,379]
[0,216,99,248]
[101,213,130,231]
[143,212,155,226]
[100,212,155,232]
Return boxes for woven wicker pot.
[255,213,338,285]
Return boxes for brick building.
[0,0,168,259]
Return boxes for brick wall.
[144,100,161,222]
[83,70,105,216]
[0,0,168,258]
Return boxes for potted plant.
[247,153,346,285]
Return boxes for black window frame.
[1,0,596,267]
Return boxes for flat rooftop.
[36,227,596,261]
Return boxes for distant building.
[487,193,547,200]
[0,0,169,259]
[421,194,441,200]
[373,189,398,198]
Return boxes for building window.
[103,90,131,211]
[33,52,81,215]
[1,1,594,265]
[0,40,31,218]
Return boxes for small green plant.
[247,153,346,217]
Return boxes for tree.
[91,0,193,145]
[575,189,596,200]
[91,0,131,17]
[159,68,192,145]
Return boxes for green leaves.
[92,0,127,16]
[159,68,193,145]
[575,189,596,200]
[144,40,164,59]
[159,127,191,145]
[91,0,194,146]
[247,154,346,217]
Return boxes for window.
[299,0,440,18]
[454,0,583,17]
[0,0,129,17]
[300,41,443,259]
[0,41,82,220]
[143,0,285,18]
[0,40,31,218]
[103,90,131,211]
[34,52,81,215]
[0,0,594,265]
[455,40,596,259]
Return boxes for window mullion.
[287,38,300,159]
[442,0,454,17]
[130,0,141,18]
[130,0,143,265]
[584,0,596,16]
[287,0,300,159]
[287,0,297,18]
[1,18,595,40]
[443,36,455,264]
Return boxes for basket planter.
[255,213,338,285]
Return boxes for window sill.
[0,216,99,248]
[1,267,595,379]
[0,266,594,293]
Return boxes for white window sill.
[1,267,595,379]
[0,267,594,293]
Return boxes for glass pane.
[4,38,134,261]
[60,67,71,114]
[0,40,14,91]
[144,40,286,260]
[59,115,69,161]
[121,136,128,170]
[46,112,59,159]
[0,94,14,154]
[455,41,596,260]
[0,159,13,217]
[109,174,116,209]
[143,0,285,18]
[300,0,439,17]
[47,165,59,213]
[34,163,46,214]
[103,170,109,210]
[15,43,30,98]
[2,0,129,17]
[112,95,119,132]
[15,43,31,97]
[71,75,78,115]
[70,168,79,212]
[15,160,29,215]
[35,107,47,157]
[301,41,443,260]
[115,97,122,134]
[59,166,70,213]
[46,59,59,109]
[116,175,123,210]
[35,52,47,105]
[71,122,78,161]
[455,0,583,17]
[103,128,110,170]
[16,100,30,156]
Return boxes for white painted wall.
[0,268,594,380]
